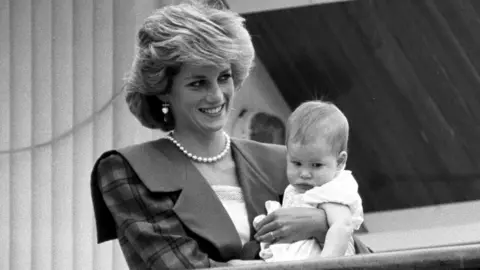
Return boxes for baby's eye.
[311,163,323,168]
[291,161,302,167]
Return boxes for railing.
[210,243,480,269]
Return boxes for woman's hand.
[253,207,328,244]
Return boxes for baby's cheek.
[286,168,297,183]
[312,172,329,185]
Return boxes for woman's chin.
[207,120,227,132]
[195,112,229,132]
[194,119,227,134]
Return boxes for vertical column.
[51,0,74,269]
[73,0,95,269]
[92,0,114,268]
[31,0,54,268]
[10,0,33,269]
[0,0,11,269]
[112,1,136,269]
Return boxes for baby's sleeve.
[303,170,364,230]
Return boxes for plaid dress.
[96,153,221,269]
[91,138,290,269]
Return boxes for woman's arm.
[96,154,226,269]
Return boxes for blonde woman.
[91,3,370,269]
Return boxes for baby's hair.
[286,100,349,155]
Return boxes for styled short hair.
[286,100,349,155]
[125,2,255,131]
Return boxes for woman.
[91,2,369,269]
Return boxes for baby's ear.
[337,151,348,170]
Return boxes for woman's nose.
[206,83,223,102]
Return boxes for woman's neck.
[170,129,227,158]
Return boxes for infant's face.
[286,140,339,192]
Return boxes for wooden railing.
[210,244,480,269]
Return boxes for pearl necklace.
[165,131,231,163]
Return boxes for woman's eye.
[188,80,205,88]
[218,73,232,82]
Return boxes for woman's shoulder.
[231,137,289,193]
[94,138,182,193]
[95,150,125,165]
[95,138,169,169]
[93,150,135,189]
[231,137,286,157]
[93,140,161,183]
[231,137,288,172]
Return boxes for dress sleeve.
[95,153,226,269]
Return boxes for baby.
[253,100,364,262]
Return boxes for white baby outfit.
[254,170,364,262]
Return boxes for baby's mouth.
[294,184,314,191]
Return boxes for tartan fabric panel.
[96,154,214,269]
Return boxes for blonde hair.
[286,100,349,155]
[125,2,255,131]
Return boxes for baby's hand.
[253,201,282,233]
[265,201,281,213]
[253,214,266,231]
[259,247,273,260]
[253,201,282,231]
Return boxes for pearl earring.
[162,102,170,122]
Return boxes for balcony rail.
[208,243,480,269]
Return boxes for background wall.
[244,0,480,212]
[226,60,291,132]
[242,0,480,252]
[0,1,162,269]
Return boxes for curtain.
[0,0,171,269]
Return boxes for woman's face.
[166,63,235,135]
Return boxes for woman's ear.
[337,151,348,171]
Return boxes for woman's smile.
[198,103,225,116]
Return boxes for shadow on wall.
[231,109,286,145]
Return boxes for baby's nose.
[300,171,311,179]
